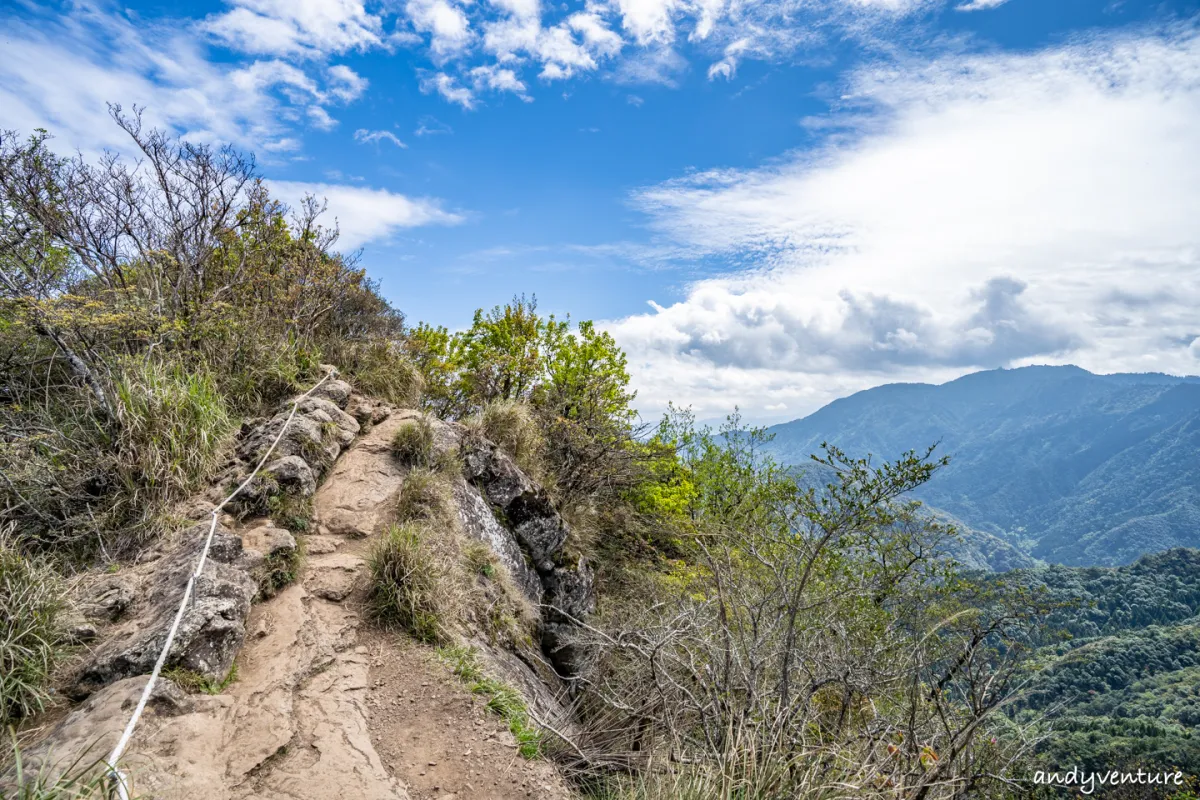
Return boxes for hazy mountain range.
[766,365,1200,568]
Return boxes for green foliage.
[0,120,417,556]
[437,645,541,759]
[0,532,64,724]
[391,417,437,469]
[254,541,304,601]
[163,663,239,695]
[1,729,117,800]
[405,294,634,426]
[367,524,447,643]
[999,550,1200,775]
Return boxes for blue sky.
[3,0,1200,422]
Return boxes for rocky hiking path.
[16,393,578,799]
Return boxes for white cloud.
[407,0,473,59]
[470,65,531,98]
[612,46,688,86]
[607,24,1200,422]
[0,5,320,156]
[307,105,339,130]
[614,0,680,45]
[354,128,407,146]
[268,181,463,249]
[414,115,453,135]
[205,0,384,58]
[420,72,476,108]
[956,0,1010,10]
[327,64,369,101]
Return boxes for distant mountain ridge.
[765,365,1200,567]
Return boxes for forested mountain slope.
[1003,550,1200,773]
[767,365,1200,566]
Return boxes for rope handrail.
[105,369,336,799]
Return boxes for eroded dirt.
[363,631,575,800]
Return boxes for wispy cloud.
[354,128,407,147]
[956,0,1010,10]
[414,115,453,136]
[268,181,463,249]
[606,23,1200,421]
[0,3,374,157]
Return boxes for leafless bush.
[559,448,1045,799]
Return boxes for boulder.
[460,436,596,678]
[312,378,353,407]
[72,526,257,698]
[263,455,317,498]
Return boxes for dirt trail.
[363,632,574,800]
[26,412,576,799]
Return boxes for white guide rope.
[105,370,335,799]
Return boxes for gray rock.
[72,527,257,698]
[81,575,136,622]
[453,482,543,604]
[263,456,317,498]
[312,378,353,408]
[462,441,535,508]
[460,436,596,678]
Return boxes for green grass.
[367,524,447,644]
[267,493,313,533]
[391,417,436,468]
[437,645,542,759]
[254,540,304,601]
[162,663,238,695]
[1,729,119,800]
[394,468,451,524]
[0,533,65,725]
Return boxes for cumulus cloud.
[407,0,473,59]
[268,181,463,249]
[420,71,476,107]
[205,0,384,58]
[607,24,1200,422]
[327,64,369,101]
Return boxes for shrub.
[0,530,65,724]
[367,524,449,643]
[391,417,436,468]
[331,339,423,407]
[395,468,451,524]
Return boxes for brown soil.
[363,631,575,800]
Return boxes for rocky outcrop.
[71,527,258,698]
[461,438,596,679]
[69,377,361,700]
